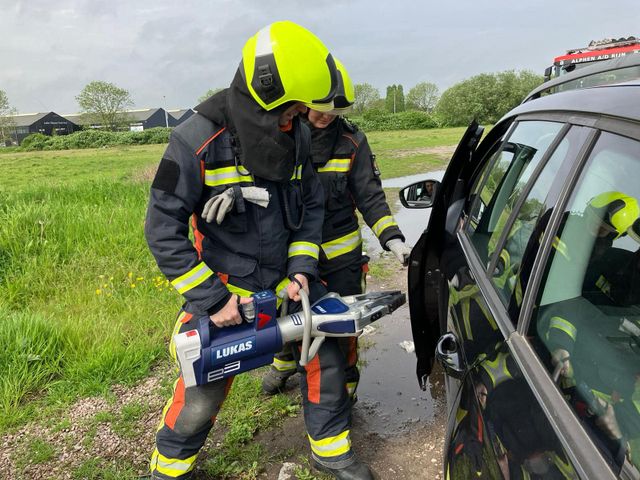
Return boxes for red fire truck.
[545,36,640,80]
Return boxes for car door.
[435,118,600,479]
[408,120,504,389]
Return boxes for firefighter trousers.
[271,259,367,401]
[151,299,355,478]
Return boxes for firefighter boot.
[312,458,374,480]
[262,368,297,395]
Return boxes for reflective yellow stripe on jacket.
[204,166,253,187]
[171,262,214,294]
[308,430,352,458]
[547,316,577,341]
[290,164,302,180]
[318,158,351,173]
[288,241,319,260]
[371,215,398,238]
[150,449,197,478]
[321,229,362,260]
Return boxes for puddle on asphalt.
[353,304,444,437]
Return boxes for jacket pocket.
[202,246,257,279]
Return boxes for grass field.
[0,127,459,477]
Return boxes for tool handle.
[295,289,315,366]
[238,296,256,323]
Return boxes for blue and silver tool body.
[174,290,405,388]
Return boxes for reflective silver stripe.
[321,229,362,260]
[255,25,273,56]
[204,166,253,187]
[308,430,352,457]
[171,262,214,294]
[371,215,398,238]
[548,316,577,341]
[318,158,351,173]
[151,449,198,477]
[288,242,319,259]
[273,357,297,371]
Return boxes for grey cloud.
[1,0,639,112]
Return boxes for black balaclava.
[304,116,340,166]
[196,68,296,183]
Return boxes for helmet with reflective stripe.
[587,191,640,239]
[242,21,338,112]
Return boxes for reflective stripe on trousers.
[150,449,197,478]
[308,429,352,458]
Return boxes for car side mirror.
[543,66,552,82]
[399,179,440,209]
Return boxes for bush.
[348,109,440,132]
[19,127,172,151]
[435,70,544,126]
[19,133,50,150]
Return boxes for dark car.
[401,82,640,479]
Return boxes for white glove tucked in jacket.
[202,186,270,224]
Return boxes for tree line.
[352,70,543,125]
[0,69,544,145]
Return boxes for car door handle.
[435,332,467,379]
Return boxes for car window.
[491,127,590,312]
[467,121,564,265]
[528,131,640,472]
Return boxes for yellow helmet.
[587,191,640,239]
[327,58,355,114]
[242,21,338,112]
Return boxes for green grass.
[367,127,466,178]
[14,437,56,469]
[72,458,139,480]
[367,127,467,151]
[0,144,164,193]
[0,150,180,432]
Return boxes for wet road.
[354,303,444,436]
[355,170,447,436]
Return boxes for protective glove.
[386,238,412,266]
[202,186,270,224]
[202,188,236,224]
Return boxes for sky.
[2,0,639,114]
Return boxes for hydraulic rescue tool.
[174,290,406,388]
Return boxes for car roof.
[502,81,640,124]
[524,54,640,102]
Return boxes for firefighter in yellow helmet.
[262,59,409,427]
[145,22,373,479]
[542,192,640,452]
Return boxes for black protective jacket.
[145,91,324,316]
[310,118,404,275]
